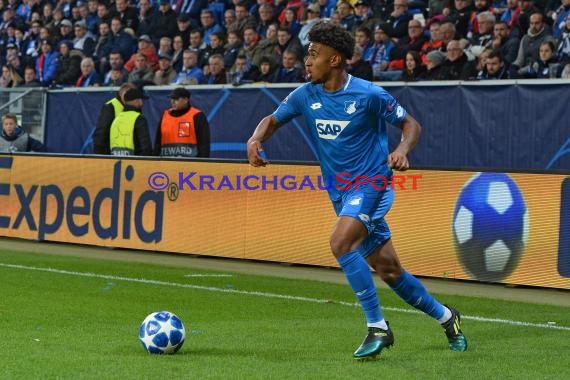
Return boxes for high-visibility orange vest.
[159,107,202,157]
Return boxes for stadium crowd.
[1,0,570,88]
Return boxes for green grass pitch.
[0,244,569,379]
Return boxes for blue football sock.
[337,250,383,324]
[390,271,445,320]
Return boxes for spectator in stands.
[110,0,139,31]
[76,57,102,86]
[223,8,237,33]
[354,26,374,62]
[0,64,23,87]
[6,53,24,78]
[154,54,177,85]
[388,19,427,71]
[420,21,444,64]
[556,13,570,63]
[298,3,322,48]
[561,62,570,77]
[354,0,379,32]
[439,39,470,79]
[469,11,495,49]
[103,17,136,68]
[200,9,224,45]
[22,20,42,66]
[479,48,511,78]
[516,0,541,37]
[470,0,494,37]
[96,2,111,27]
[491,21,520,63]
[73,20,95,57]
[257,3,276,38]
[36,38,59,86]
[176,13,193,50]
[337,1,357,32]
[380,0,412,41]
[518,40,562,77]
[281,7,301,37]
[153,0,178,43]
[127,53,154,85]
[154,87,210,157]
[19,66,41,87]
[93,21,111,71]
[0,113,46,153]
[445,0,475,39]
[272,48,304,83]
[157,37,173,58]
[189,28,208,62]
[462,45,491,79]
[93,83,136,155]
[103,51,128,85]
[399,50,426,81]
[109,87,152,156]
[513,12,555,69]
[553,0,570,38]
[54,40,82,86]
[428,0,451,19]
[439,21,459,51]
[423,49,447,79]
[177,0,209,26]
[204,53,227,84]
[58,19,75,41]
[369,24,395,79]
[500,0,521,34]
[124,34,158,73]
[85,0,99,34]
[346,44,373,80]
[223,30,242,69]
[173,49,205,84]
[238,26,264,67]
[171,35,185,72]
[254,55,276,82]
[201,32,227,69]
[275,26,303,64]
[228,54,259,85]
[104,68,126,86]
[137,0,156,38]
[231,3,257,37]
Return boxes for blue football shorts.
[332,184,394,258]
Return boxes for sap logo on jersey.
[315,119,350,140]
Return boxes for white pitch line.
[184,274,233,278]
[1,262,569,332]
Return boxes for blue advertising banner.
[44,83,570,170]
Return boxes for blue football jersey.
[273,75,407,201]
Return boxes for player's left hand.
[388,150,409,171]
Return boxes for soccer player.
[247,22,468,360]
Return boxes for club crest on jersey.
[344,100,357,115]
[315,119,350,140]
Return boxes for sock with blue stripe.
[337,250,384,325]
[389,271,446,320]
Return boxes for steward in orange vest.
[154,87,211,157]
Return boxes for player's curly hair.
[308,21,354,60]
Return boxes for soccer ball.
[139,311,186,354]
[452,173,529,282]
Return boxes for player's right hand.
[247,140,268,167]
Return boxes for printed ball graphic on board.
[452,173,529,282]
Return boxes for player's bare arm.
[247,115,282,167]
[389,113,422,171]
